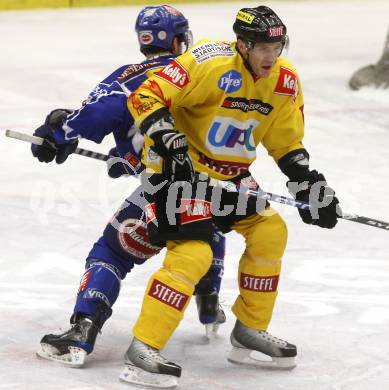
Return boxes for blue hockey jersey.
[52,55,177,170]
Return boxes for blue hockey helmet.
[135,5,192,55]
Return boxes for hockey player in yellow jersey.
[120,6,340,388]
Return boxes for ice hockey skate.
[228,320,297,369]
[36,316,100,367]
[195,292,226,339]
[119,337,181,389]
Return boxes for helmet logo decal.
[157,31,167,40]
[218,70,242,94]
[268,26,285,38]
[139,31,154,45]
[236,11,254,24]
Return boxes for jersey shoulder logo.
[274,66,299,100]
[190,41,234,64]
[155,60,190,89]
[117,61,159,82]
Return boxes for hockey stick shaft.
[6,130,388,230]
[5,129,109,161]
[208,178,389,231]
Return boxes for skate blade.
[36,343,87,367]
[227,347,296,369]
[119,363,178,389]
[204,323,220,340]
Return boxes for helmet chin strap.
[236,41,257,76]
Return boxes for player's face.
[248,41,283,78]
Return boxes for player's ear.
[171,37,180,55]
[236,38,249,57]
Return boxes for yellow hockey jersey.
[128,39,305,180]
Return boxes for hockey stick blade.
[6,129,44,145]
[5,129,109,161]
[341,213,389,231]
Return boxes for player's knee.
[248,213,288,262]
[194,241,214,279]
[165,240,213,284]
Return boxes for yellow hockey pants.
[132,209,287,349]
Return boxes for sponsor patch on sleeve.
[130,93,159,116]
[155,60,190,89]
[274,66,299,100]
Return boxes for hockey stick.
[208,178,389,231]
[5,129,389,231]
[5,129,109,161]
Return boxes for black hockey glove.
[287,170,340,229]
[151,129,194,183]
[142,113,194,183]
[106,147,141,178]
[279,149,340,229]
[31,109,78,164]
[107,148,126,178]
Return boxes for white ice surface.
[1,1,389,389]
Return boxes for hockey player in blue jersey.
[31,5,226,367]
